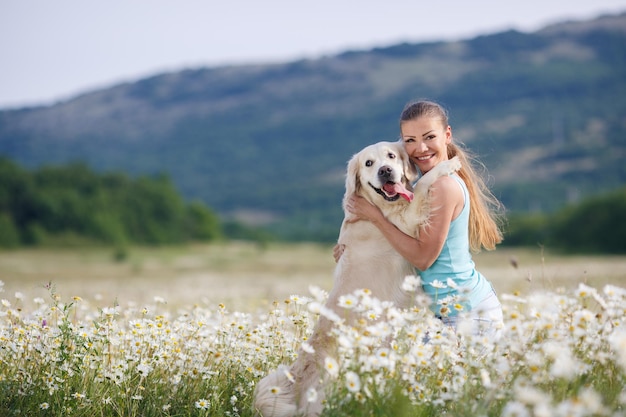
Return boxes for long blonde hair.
[400,100,503,252]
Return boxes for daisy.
[609,328,626,371]
[282,368,295,383]
[324,356,339,377]
[308,286,328,302]
[430,280,447,289]
[301,341,315,354]
[195,399,209,409]
[306,387,318,403]
[501,401,530,417]
[402,275,421,292]
[338,294,358,310]
[71,392,86,400]
[345,371,361,393]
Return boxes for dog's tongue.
[383,183,414,202]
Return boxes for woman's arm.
[345,175,463,270]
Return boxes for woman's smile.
[401,117,452,173]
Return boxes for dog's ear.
[404,157,419,185]
[397,143,419,185]
[345,153,361,198]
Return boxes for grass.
[1,242,624,310]
[0,242,336,311]
[0,243,625,416]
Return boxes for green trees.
[0,158,222,248]
[551,187,626,254]
[1,155,623,253]
[504,187,626,254]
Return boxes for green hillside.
[0,12,624,241]
[0,158,222,249]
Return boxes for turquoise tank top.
[418,175,493,317]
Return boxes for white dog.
[253,141,461,417]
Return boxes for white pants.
[439,289,503,339]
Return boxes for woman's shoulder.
[430,174,463,192]
[429,175,465,206]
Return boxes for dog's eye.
[388,152,396,159]
[365,160,373,167]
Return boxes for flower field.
[1,276,625,416]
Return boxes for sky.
[1,0,625,109]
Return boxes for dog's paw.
[445,156,462,174]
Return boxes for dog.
[253,141,461,417]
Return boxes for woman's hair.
[400,100,504,252]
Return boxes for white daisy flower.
[338,294,358,309]
[402,275,421,292]
[324,356,339,377]
[345,371,361,393]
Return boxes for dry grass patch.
[1,243,624,312]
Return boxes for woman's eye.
[365,160,373,167]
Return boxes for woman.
[336,99,504,335]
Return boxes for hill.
[1,12,625,241]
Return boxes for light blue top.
[417,174,493,317]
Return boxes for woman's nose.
[412,140,427,152]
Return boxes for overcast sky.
[1,0,624,109]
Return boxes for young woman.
[336,99,504,335]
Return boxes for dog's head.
[345,141,418,206]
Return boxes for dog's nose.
[378,166,393,179]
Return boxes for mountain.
[1,12,625,241]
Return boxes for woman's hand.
[332,243,345,263]
[335,194,384,263]
[345,194,383,224]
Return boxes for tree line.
[503,186,626,254]
[1,157,624,254]
[0,158,223,249]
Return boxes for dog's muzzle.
[368,165,414,202]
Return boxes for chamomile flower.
[430,280,447,289]
[345,371,361,393]
[289,294,310,305]
[501,401,530,417]
[301,341,315,353]
[609,327,626,372]
[282,367,295,383]
[306,387,318,403]
[324,356,339,377]
[71,392,86,401]
[402,275,421,292]
[195,399,209,409]
[308,286,327,302]
[338,294,358,309]
[136,362,153,376]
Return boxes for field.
[1,242,625,311]
[1,243,625,416]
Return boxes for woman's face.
[401,116,452,174]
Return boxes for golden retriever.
[253,141,461,417]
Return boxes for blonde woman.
[337,99,504,335]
